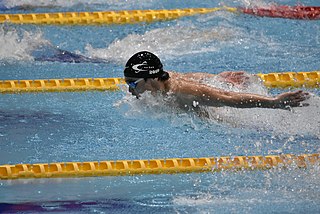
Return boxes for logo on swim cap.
[132,61,160,75]
[124,51,164,79]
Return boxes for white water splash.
[114,84,208,131]
[0,26,50,61]
[194,74,320,135]
[172,165,320,212]
[116,75,319,136]
[232,0,274,8]
[85,25,241,64]
[204,94,320,136]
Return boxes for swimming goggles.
[126,78,145,99]
[126,78,145,89]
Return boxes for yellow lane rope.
[0,7,237,25]
[0,77,124,93]
[257,71,320,88]
[0,71,319,94]
[1,153,318,180]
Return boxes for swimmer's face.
[125,78,145,98]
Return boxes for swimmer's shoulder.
[167,71,214,78]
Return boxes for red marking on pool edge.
[240,5,320,20]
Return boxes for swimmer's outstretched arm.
[173,82,309,109]
[219,90,309,109]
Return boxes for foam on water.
[84,13,287,66]
[205,96,320,136]
[85,24,243,64]
[0,26,50,61]
[172,165,320,212]
[0,26,106,63]
[236,0,273,8]
[0,20,244,64]
[0,15,281,65]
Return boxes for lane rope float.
[0,71,319,94]
[0,77,124,93]
[0,7,237,25]
[0,5,318,26]
[257,71,320,88]
[0,153,318,180]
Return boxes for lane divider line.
[0,71,319,94]
[1,153,318,179]
[0,7,236,25]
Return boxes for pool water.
[1,0,320,213]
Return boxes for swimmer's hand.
[273,90,310,109]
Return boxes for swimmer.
[124,51,310,109]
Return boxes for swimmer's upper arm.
[173,82,233,107]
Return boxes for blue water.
[1,0,320,213]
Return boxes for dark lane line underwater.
[0,199,172,213]
[33,48,109,64]
[27,37,108,63]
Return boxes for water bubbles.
[254,141,262,149]
[192,100,199,108]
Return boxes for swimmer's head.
[124,51,169,81]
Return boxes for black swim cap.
[124,51,165,79]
